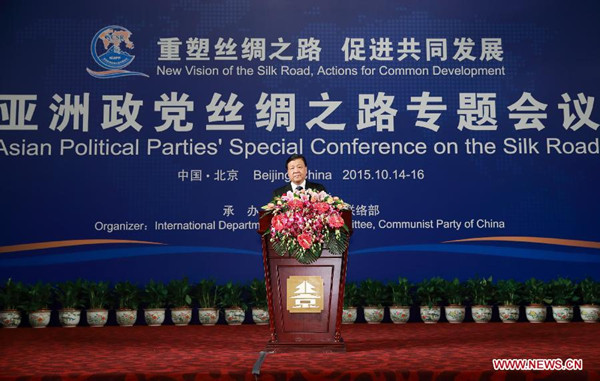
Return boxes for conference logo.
[86,25,149,79]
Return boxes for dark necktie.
[296,186,303,192]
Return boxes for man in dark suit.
[272,154,326,198]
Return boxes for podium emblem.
[286,276,323,313]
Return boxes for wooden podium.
[258,211,352,352]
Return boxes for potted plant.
[388,277,412,324]
[113,281,139,327]
[496,279,523,323]
[167,278,193,326]
[82,281,110,327]
[342,282,360,324]
[443,278,466,323]
[578,278,599,323]
[549,277,578,323]
[193,279,220,325]
[416,277,444,323]
[55,280,85,327]
[219,282,247,325]
[249,279,269,325]
[0,278,26,328]
[465,276,495,323]
[359,279,386,323]
[524,278,550,323]
[143,280,168,326]
[24,282,53,328]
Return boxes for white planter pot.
[252,308,269,325]
[445,305,465,323]
[389,306,410,324]
[472,305,492,323]
[116,309,137,327]
[552,305,573,323]
[224,308,245,325]
[420,306,441,323]
[171,307,192,326]
[29,309,51,328]
[144,308,166,326]
[525,304,547,323]
[363,306,384,324]
[580,305,599,323]
[198,307,219,325]
[59,309,81,327]
[0,310,22,328]
[498,305,520,323]
[86,309,109,327]
[342,307,357,324]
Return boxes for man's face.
[287,158,307,185]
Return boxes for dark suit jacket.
[272,181,327,199]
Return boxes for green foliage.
[218,282,247,310]
[166,278,193,307]
[82,281,111,309]
[113,281,140,310]
[496,279,523,306]
[443,278,466,305]
[143,280,168,309]
[549,277,579,306]
[192,279,219,308]
[359,279,387,307]
[0,278,27,310]
[524,278,551,305]
[55,279,85,309]
[249,279,267,309]
[388,277,413,306]
[416,277,445,307]
[343,282,360,308]
[24,282,53,312]
[465,276,495,306]
[578,278,600,305]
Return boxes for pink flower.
[272,214,285,231]
[297,233,313,249]
[288,199,304,209]
[327,213,345,228]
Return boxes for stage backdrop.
[1,0,599,284]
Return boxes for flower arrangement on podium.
[262,188,350,264]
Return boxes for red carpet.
[1,323,599,380]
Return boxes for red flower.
[287,199,304,209]
[272,214,285,231]
[297,233,313,249]
[314,202,330,214]
[327,212,345,228]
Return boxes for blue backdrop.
[1,0,599,284]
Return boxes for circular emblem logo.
[90,25,136,70]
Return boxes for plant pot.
[580,304,599,323]
[420,306,441,323]
[552,305,573,323]
[342,307,357,324]
[198,307,219,326]
[59,309,81,327]
[116,309,137,327]
[498,305,520,323]
[472,305,492,323]
[389,306,410,324]
[445,305,465,323]
[29,309,52,328]
[144,308,166,326]
[86,309,109,327]
[0,310,21,328]
[224,307,245,325]
[363,306,384,324]
[525,304,546,323]
[171,307,192,326]
[251,308,269,325]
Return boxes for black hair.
[285,154,307,170]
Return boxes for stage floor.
[1,323,599,380]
